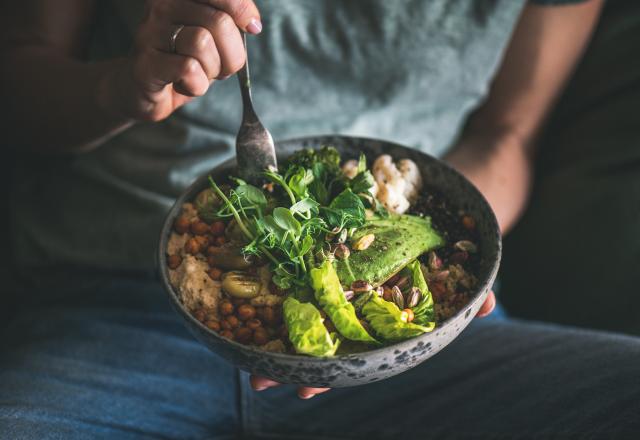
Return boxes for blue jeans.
[1,276,639,439]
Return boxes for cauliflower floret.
[171,255,222,313]
[377,180,410,214]
[372,155,423,214]
[341,159,360,179]
[397,159,423,203]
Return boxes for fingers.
[298,387,331,400]
[192,0,262,34]
[250,376,281,391]
[250,376,332,400]
[148,24,222,79]
[164,2,247,77]
[133,49,209,97]
[475,290,496,318]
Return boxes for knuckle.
[180,57,200,77]
[191,27,213,53]
[224,52,246,74]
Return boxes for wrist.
[445,130,533,234]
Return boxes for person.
[1,0,639,438]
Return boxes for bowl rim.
[158,134,502,362]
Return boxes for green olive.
[221,271,262,299]
[208,245,253,270]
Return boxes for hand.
[102,0,261,122]
[251,291,496,399]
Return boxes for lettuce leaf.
[310,260,377,344]
[362,295,434,341]
[407,260,435,326]
[283,297,340,357]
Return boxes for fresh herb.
[208,147,396,292]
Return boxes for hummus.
[170,254,222,313]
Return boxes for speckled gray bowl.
[158,135,501,388]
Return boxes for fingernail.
[253,386,267,391]
[247,18,263,35]
[299,393,315,400]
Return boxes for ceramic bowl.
[158,135,501,388]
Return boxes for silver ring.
[170,25,185,54]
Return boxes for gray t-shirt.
[11,0,528,273]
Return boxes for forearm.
[446,1,603,234]
[1,47,133,153]
[446,131,532,234]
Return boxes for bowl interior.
[158,135,501,387]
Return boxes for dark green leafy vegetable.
[322,189,366,230]
[362,295,434,341]
[335,215,444,288]
[283,297,341,357]
[310,260,377,344]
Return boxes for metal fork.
[235,32,277,184]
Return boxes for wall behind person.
[501,0,640,335]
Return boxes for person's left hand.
[250,290,496,399]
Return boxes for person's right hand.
[105,0,262,122]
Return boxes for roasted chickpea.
[191,221,210,236]
[237,304,257,321]
[206,246,218,256]
[262,306,276,325]
[184,238,201,255]
[247,318,262,330]
[221,319,232,331]
[195,235,210,248]
[167,254,182,270]
[210,221,226,236]
[205,320,221,332]
[225,315,240,329]
[219,300,234,316]
[253,327,269,346]
[208,267,223,281]
[215,236,226,246]
[279,325,288,340]
[174,216,190,234]
[231,297,247,306]
[462,215,476,231]
[234,327,253,344]
[220,330,234,340]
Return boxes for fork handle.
[237,33,257,123]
